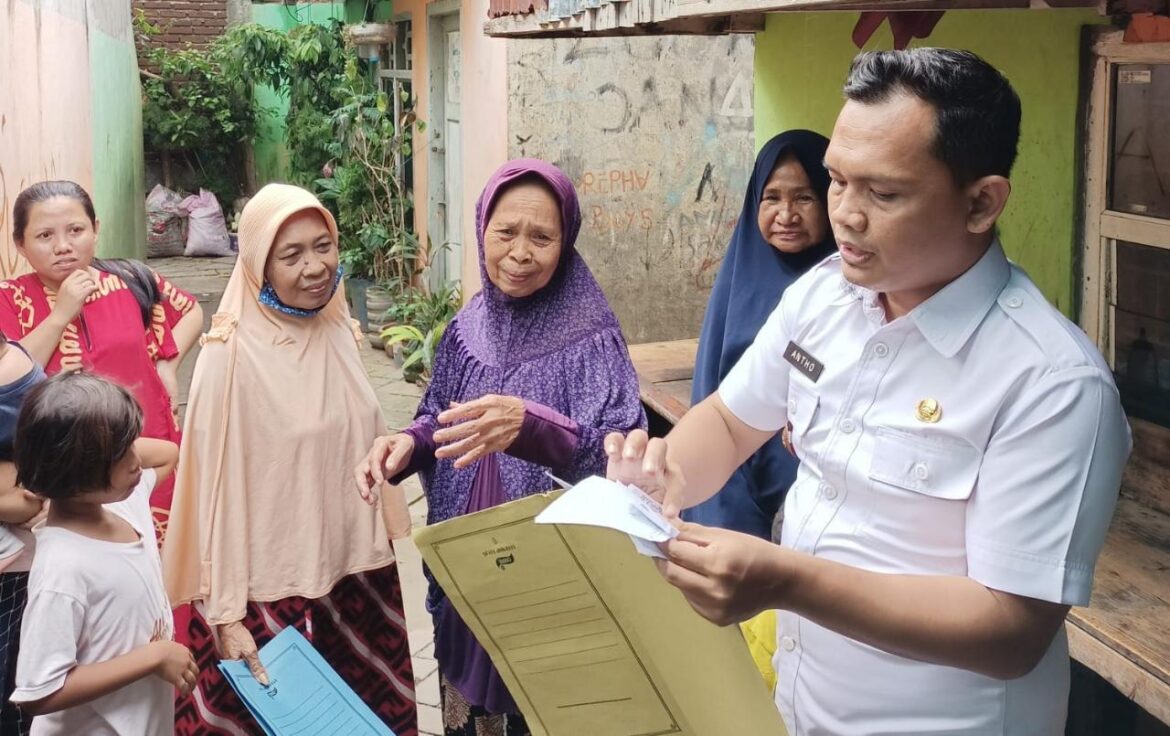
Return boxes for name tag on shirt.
[784,341,824,383]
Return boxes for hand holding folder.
[219,626,395,736]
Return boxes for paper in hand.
[535,474,679,558]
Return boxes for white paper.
[535,475,679,558]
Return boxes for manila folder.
[414,492,787,736]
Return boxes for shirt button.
[873,342,889,358]
[781,636,797,652]
[821,484,838,500]
[790,398,798,414]
[1006,296,1023,309]
[839,418,856,434]
[913,463,930,481]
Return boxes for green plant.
[137,18,288,204]
[315,63,424,290]
[284,21,350,185]
[380,282,460,384]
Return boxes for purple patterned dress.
[395,159,646,734]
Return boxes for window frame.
[1081,30,1170,368]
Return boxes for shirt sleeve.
[718,296,794,433]
[965,367,1131,606]
[0,526,25,572]
[153,272,197,329]
[11,590,85,703]
[147,272,198,362]
[0,283,31,339]
[506,400,580,469]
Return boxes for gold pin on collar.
[916,398,942,423]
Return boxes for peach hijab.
[162,184,410,626]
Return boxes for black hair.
[12,181,160,325]
[14,372,143,500]
[843,48,1021,186]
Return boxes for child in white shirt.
[9,372,197,735]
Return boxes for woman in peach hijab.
[163,184,417,735]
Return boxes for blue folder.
[218,626,395,736]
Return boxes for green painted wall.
[345,0,394,22]
[251,2,351,183]
[755,9,1109,316]
[89,27,147,259]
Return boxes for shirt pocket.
[867,426,981,501]
[787,380,820,456]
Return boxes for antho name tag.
[784,341,824,383]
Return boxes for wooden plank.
[627,339,699,383]
[671,0,1095,20]
[639,378,692,426]
[1068,622,1170,726]
[1067,498,1170,724]
[1100,212,1170,248]
[1122,418,1170,516]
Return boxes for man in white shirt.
[606,48,1131,734]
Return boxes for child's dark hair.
[14,373,143,499]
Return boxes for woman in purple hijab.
[357,159,646,735]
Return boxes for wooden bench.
[628,339,698,431]
[630,339,1169,726]
[1067,417,1170,727]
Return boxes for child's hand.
[18,497,48,530]
[0,488,45,526]
[150,640,198,697]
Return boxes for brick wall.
[134,0,228,49]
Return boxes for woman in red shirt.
[0,180,203,538]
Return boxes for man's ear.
[965,176,1010,235]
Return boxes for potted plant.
[380,282,460,385]
[316,64,423,343]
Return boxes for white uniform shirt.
[12,469,175,736]
[719,243,1131,735]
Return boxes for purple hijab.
[458,158,623,366]
[403,159,646,715]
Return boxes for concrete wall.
[0,0,144,276]
[508,35,755,343]
[755,9,1108,316]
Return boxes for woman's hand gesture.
[354,434,416,504]
[434,395,526,469]
[51,268,99,323]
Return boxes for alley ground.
[158,255,444,735]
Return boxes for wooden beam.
[484,9,763,35]
[486,0,1098,37]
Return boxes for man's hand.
[657,522,788,626]
[603,429,687,517]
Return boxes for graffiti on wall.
[508,34,754,344]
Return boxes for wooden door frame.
[1080,29,1170,359]
[426,0,460,289]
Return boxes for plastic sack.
[145,184,187,258]
[180,189,234,257]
